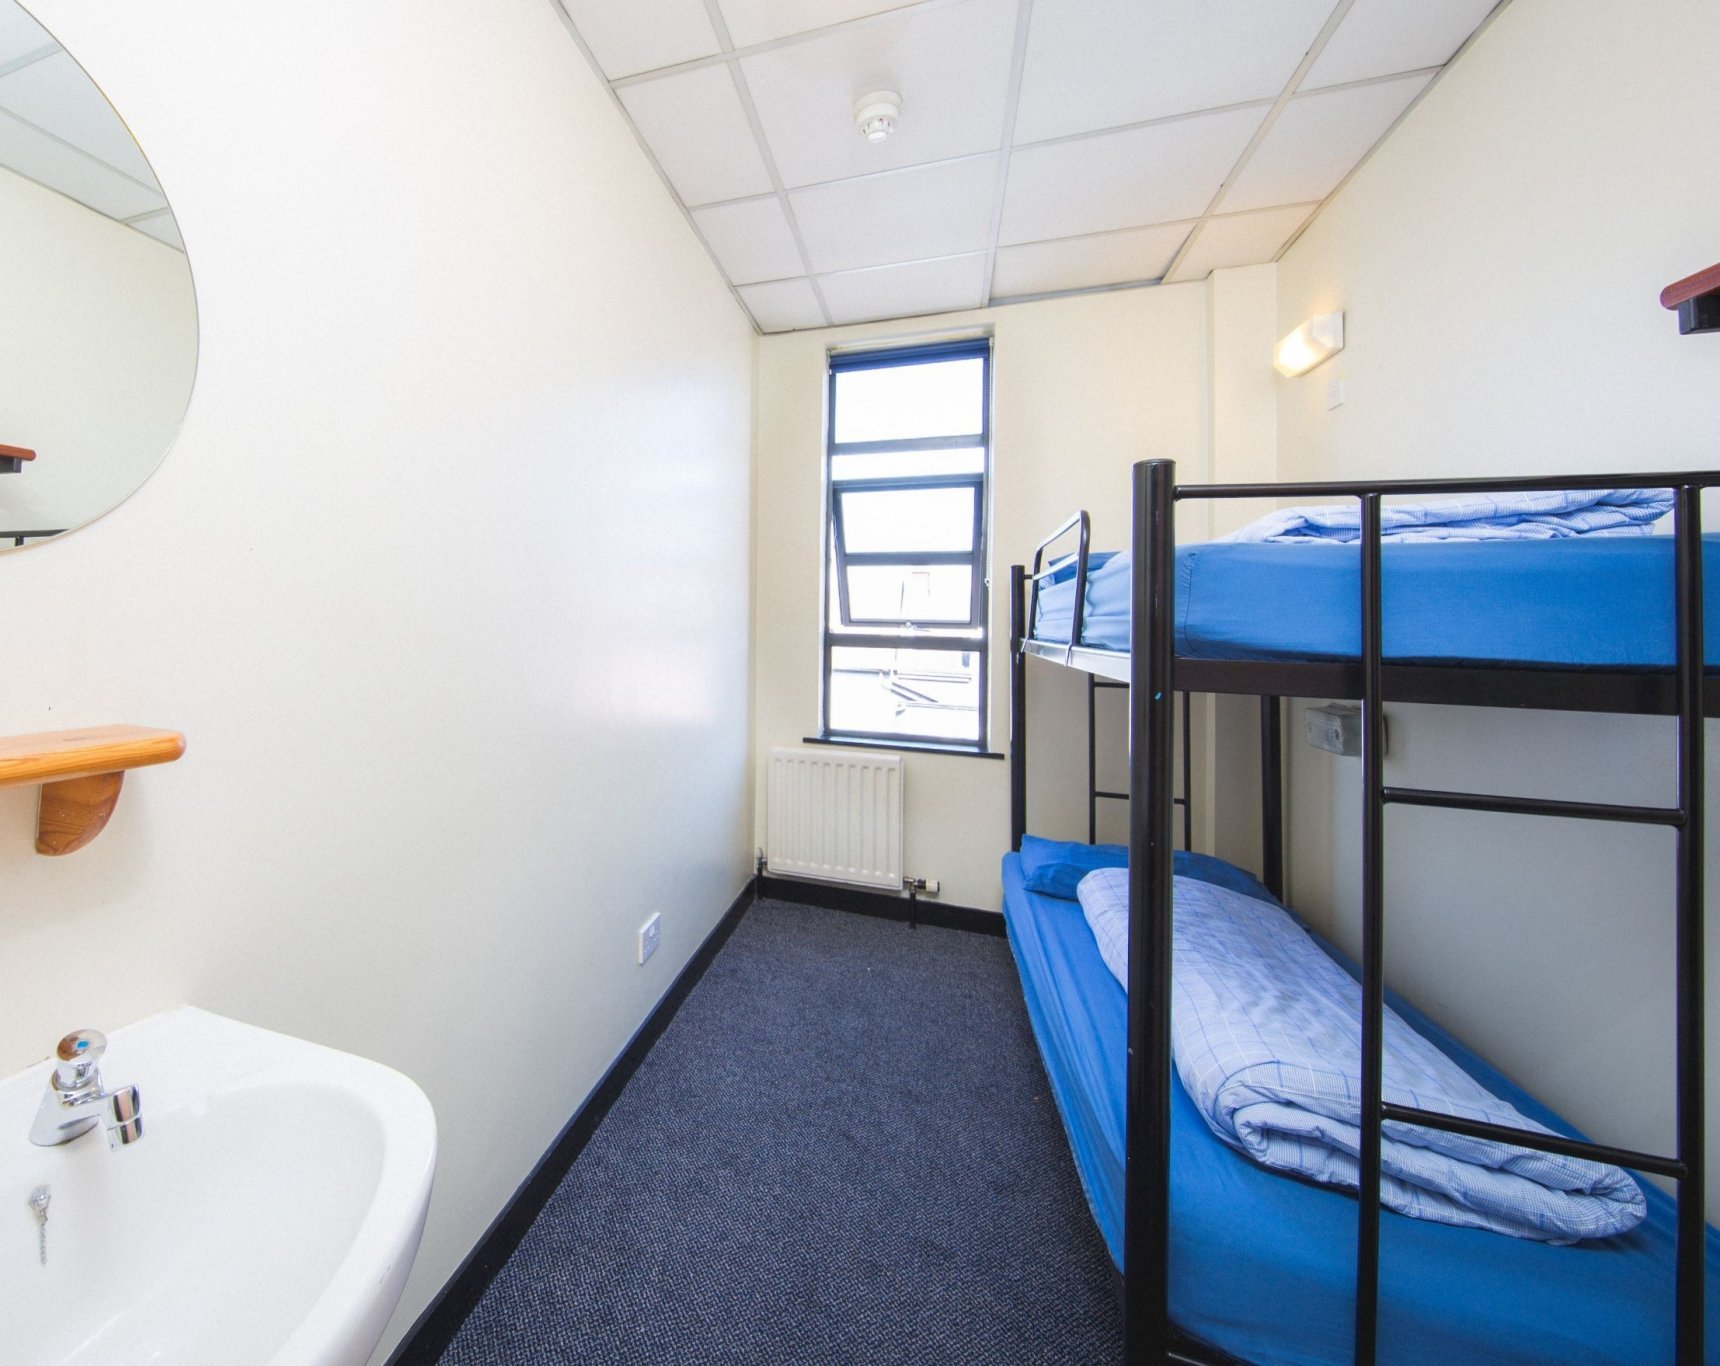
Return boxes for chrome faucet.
[27,1029,143,1148]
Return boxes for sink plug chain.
[28,1186,48,1266]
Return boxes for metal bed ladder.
[1349,484,1709,1365]
[1089,676,1191,850]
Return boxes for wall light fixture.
[1274,312,1345,378]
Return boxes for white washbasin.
[0,1007,436,1366]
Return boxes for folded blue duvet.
[1078,868,1644,1243]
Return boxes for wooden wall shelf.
[1662,263,1720,335]
[0,443,36,475]
[0,725,185,855]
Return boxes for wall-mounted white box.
[1305,702,1386,758]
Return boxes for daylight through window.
[822,339,991,747]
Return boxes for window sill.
[804,735,1005,761]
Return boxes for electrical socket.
[638,912,661,965]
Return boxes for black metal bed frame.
[1088,676,1193,851]
[1007,459,1714,1365]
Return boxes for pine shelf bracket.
[0,725,185,855]
[1662,263,1720,335]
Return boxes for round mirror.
[0,0,196,552]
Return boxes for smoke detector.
[854,90,900,142]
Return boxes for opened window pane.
[845,564,975,625]
[837,485,976,555]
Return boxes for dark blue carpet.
[439,898,1123,1364]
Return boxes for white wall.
[1279,0,1720,483]
[1276,0,1720,1206]
[753,285,1231,912]
[1204,265,1281,879]
[0,163,194,538]
[0,0,754,1357]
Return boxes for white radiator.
[767,747,904,890]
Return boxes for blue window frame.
[822,339,992,748]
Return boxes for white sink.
[0,1007,436,1366]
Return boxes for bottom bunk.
[1000,847,1720,1365]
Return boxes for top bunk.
[1015,466,1720,717]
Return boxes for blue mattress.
[1001,851,1720,1364]
[1031,538,1720,666]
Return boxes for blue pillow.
[1173,849,1278,907]
[1018,834,1279,907]
[1019,835,1127,900]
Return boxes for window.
[822,339,991,748]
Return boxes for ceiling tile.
[992,221,1194,297]
[717,0,910,49]
[1305,0,1500,90]
[619,65,775,206]
[128,208,184,252]
[999,105,1262,245]
[0,51,156,185]
[790,155,996,274]
[1164,204,1316,283]
[0,110,164,219]
[819,254,988,326]
[1221,73,1429,213]
[740,0,1017,189]
[0,6,53,67]
[738,277,826,331]
[691,195,805,284]
[1014,0,1334,144]
[557,0,722,80]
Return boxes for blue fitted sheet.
[1031,537,1720,666]
[1001,851,1720,1365]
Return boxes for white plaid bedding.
[1077,868,1646,1242]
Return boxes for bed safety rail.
[1025,508,1091,665]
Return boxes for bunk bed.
[1005,461,1720,1365]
